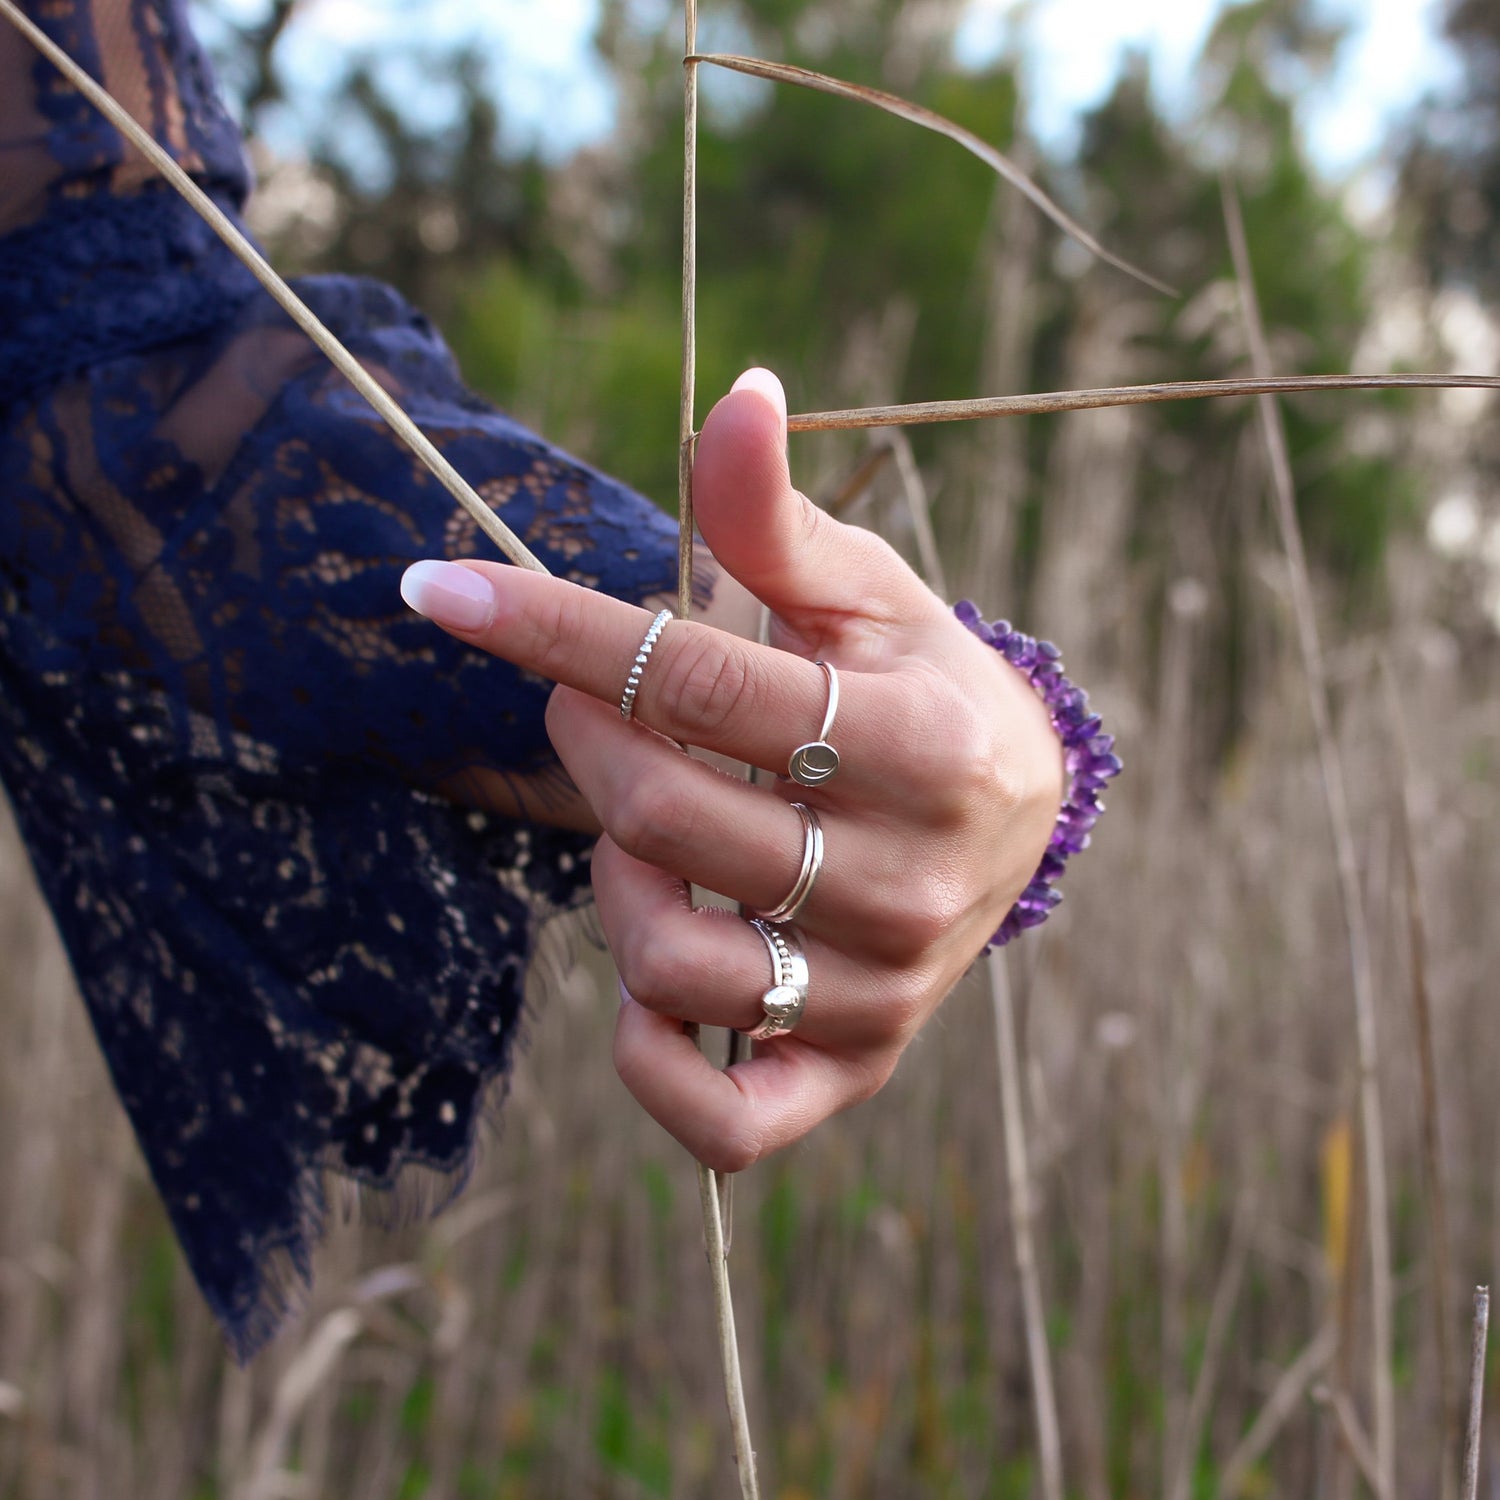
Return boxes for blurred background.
[4,0,1500,1494]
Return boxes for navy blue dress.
[0,0,682,1357]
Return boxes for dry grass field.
[1,337,1497,1497]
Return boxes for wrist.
[953,601,1122,949]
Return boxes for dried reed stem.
[887,428,947,597]
[1380,656,1456,1500]
[1214,1323,1337,1500]
[988,949,1063,1500]
[1169,1190,1253,1500]
[0,0,544,574]
[821,441,895,517]
[1463,1287,1489,1500]
[1222,178,1395,1499]
[1322,1386,1392,1500]
[785,372,1500,432]
[691,53,1174,296]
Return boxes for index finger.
[400,559,851,773]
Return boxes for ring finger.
[593,836,919,1050]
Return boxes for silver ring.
[619,609,673,720]
[756,802,823,923]
[744,918,809,1041]
[788,661,840,786]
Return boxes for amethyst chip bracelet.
[953,601,1123,949]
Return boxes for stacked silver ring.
[756,802,823,923]
[744,918,809,1041]
[619,609,673,720]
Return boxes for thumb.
[691,368,941,632]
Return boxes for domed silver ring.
[744,919,809,1042]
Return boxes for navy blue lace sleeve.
[0,0,685,1356]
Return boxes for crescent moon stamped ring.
[788,660,841,787]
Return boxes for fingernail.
[400,560,496,632]
[618,979,633,1009]
[731,366,787,443]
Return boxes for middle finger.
[548,689,935,956]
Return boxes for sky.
[955,0,1456,172]
[245,0,1460,181]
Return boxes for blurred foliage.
[1404,0,1500,302]
[220,0,1432,636]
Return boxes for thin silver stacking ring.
[756,802,823,923]
[619,609,673,720]
[744,918,809,1042]
[788,661,841,786]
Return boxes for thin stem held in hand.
[679,4,700,622]
[681,7,760,1497]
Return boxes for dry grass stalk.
[1214,1323,1337,1500]
[0,0,544,575]
[1169,1191,1253,1500]
[691,53,1175,296]
[1222,178,1395,1498]
[886,428,948,598]
[960,144,1039,599]
[786,372,1500,431]
[1463,1286,1489,1500]
[821,441,895,518]
[1320,1385,1392,1500]
[988,951,1064,1500]
[1380,655,1456,1500]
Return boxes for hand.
[399,369,1062,1171]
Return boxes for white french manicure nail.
[400,560,496,632]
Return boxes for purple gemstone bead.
[955,602,1118,951]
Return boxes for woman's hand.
[399,369,1062,1171]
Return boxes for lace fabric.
[0,0,685,1355]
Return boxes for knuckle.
[881,878,969,957]
[606,775,696,867]
[658,634,758,737]
[614,934,694,1016]
[529,586,593,683]
[914,691,1019,822]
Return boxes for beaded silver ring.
[619,609,673,721]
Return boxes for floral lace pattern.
[0,0,685,1356]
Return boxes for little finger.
[613,995,896,1174]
